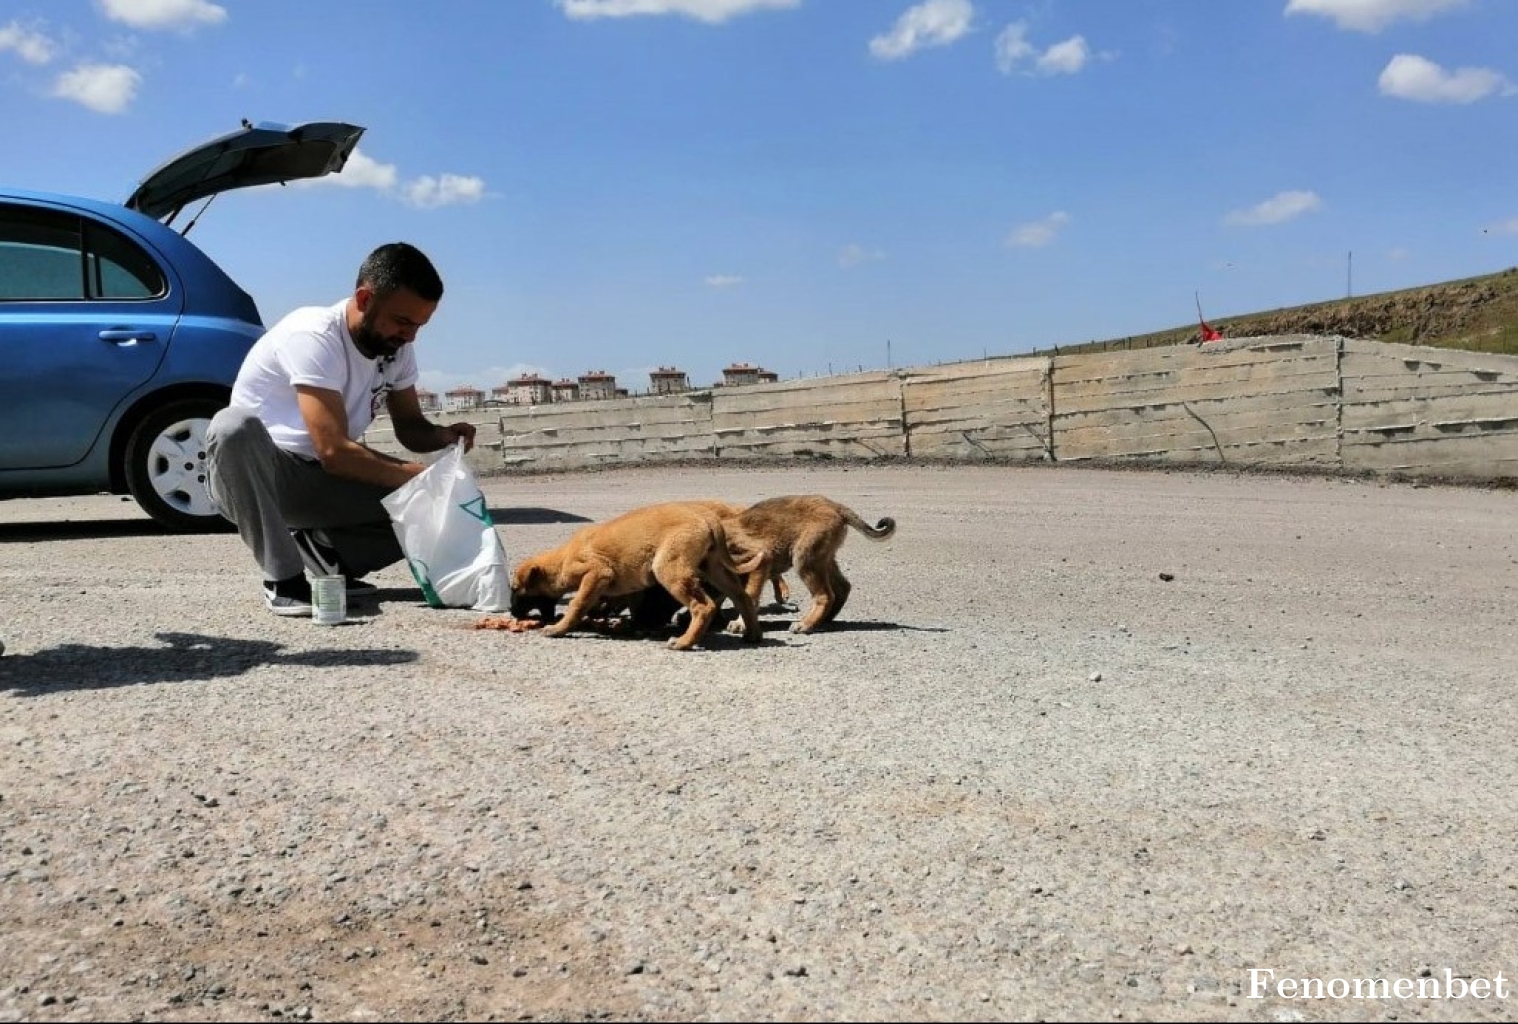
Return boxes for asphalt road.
[1,462,1515,1021]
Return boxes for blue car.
[0,120,364,531]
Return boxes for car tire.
[124,398,233,533]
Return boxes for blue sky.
[4,0,1516,395]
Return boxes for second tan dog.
[677,500,789,607]
[723,495,896,634]
[510,502,762,650]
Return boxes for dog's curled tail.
[841,506,897,540]
[709,517,765,575]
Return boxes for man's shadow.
[0,631,418,697]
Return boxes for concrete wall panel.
[1340,339,1518,477]
[711,373,907,459]
[902,357,1052,460]
[493,394,716,469]
[1051,337,1341,466]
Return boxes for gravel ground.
[1,463,1516,1023]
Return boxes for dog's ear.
[517,564,543,591]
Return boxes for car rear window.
[0,203,166,301]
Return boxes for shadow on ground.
[487,506,593,525]
[0,631,418,696]
[0,518,173,541]
[0,505,589,542]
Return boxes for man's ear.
[354,285,374,314]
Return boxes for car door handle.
[99,330,159,345]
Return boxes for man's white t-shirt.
[229,299,419,459]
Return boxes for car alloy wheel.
[124,397,230,532]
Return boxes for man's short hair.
[357,242,444,303]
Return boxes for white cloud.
[1283,0,1468,33]
[1006,210,1069,248]
[556,0,797,23]
[1224,190,1324,227]
[295,150,485,209]
[51,62,140,113]
[97,0,228,31]
[1484,217,1518,236]
[1036,35,1091,75]
[993,22,1034,73]
[996,22,1096,76]
[1388,246,1411,259]
[0,21,58,64]
[869,0,973,61]
[705,274,743,288]
[838,243,886,268]
[310,149,399,191]
[1378,54,1514,104]
[403,174,487,209]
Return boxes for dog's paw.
[788,621,815,634]
[541,623,570,637]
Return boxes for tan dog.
[678,500,789,606]
[582,500,787,631]
[510,502,762,650]
[723,495,895,633]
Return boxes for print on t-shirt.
[370,354,397,418]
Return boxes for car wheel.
[124,398,231,533]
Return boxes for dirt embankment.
[1238,275,1510,344]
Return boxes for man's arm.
[297,385,427,491]
[387,386,477,454]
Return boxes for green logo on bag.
[406,557,445,609]
[459,494,493,525]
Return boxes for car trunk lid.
[124,120,365,225]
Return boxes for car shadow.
[0,631,418,696]
[0,518,174,541]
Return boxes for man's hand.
[440,421,477,452]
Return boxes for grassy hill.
[1058,265,1518,358]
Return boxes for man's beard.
[354,316,408,360]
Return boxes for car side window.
[86,220,166,299]
[0,204,85,300]
[0,203,166,301]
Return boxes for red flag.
[1199,320,1223,342]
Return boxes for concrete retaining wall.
[368,335,1518,483]
[1340,339,1518,479]
[900,356,1052,460]
[1051,335,1341,468]
[713,373,907,461]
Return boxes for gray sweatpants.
[205,407,403,582]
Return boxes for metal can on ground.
[310,575,347,625]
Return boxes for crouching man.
[206,242,475,616]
